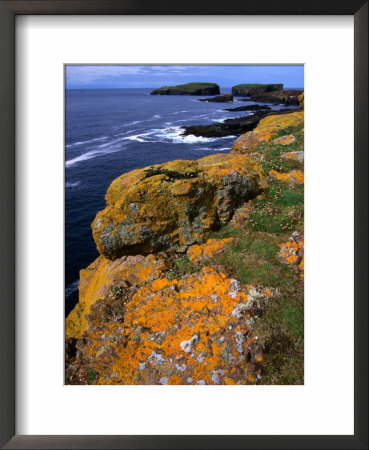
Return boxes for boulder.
[198,94,234,102]
[151,82,220,96]
[91,154,267,259]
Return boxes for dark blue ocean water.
[65,88,296,315]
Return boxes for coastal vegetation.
[66,87,304,385]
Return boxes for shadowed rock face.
[182,108,299,138]
[223,104,271,112]
[232,83,283,96]
[150,82,220,96]
[91,154,267,259]
[198,94,234,103]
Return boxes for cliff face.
[231,83,283,96]
[91,153,266,259]
[151,82,220,95]
[66,110,304,385]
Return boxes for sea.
[65,88,298,315]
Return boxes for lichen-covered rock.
[269,169,304,185]
[231,111,304,154]
[298,92,304,109]
[277,232,304,279]
[282,151,304,163]
[66,253,170,339]
[273,134,296,145]
[229,200,254,229]
[186,238,235,263]
[92,154,267,259]
[67,267,273,385]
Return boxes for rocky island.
[66,98,305,386]
[151,82,220,96]
[198,94,234,103]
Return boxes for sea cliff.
[66,106,304,385]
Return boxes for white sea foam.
[65,136,109,148]
[65,142,127,166]
[65,181,81,188]
[65,279,79,298]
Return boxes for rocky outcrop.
[151,83,220,96]
[66,266,273,385]
[277,232,304,279]
[66,253,171,339]
[66,106,304,386]
[232,83,283,96]
[231,111,304,154]
[198,94,233,103]
[269,169,304,185]
[223,104,271,112]
[186,238,235,263]
[250,89,303,105]
[298,92,304,109]
[91,154,267,259]
[182,108,299,138]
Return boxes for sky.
[66,65,304,89]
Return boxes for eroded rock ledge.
[91,153,267,259]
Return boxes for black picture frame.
[0,1,367,449]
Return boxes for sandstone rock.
[151,83,220,96]
[67,267,274,385]
[186,238,235,263]
[198,94,233,102]
[66,253,170,338]
[91,154,267,260]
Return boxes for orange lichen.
[277,232,304,279]
[67,267,273,385]
[186,238,235,263]
[269,169,304,185]
[231,111,304,155]
[92,153,266,259]
[273,134,296,145]
[283,151,304,163]
[66,253,170,339]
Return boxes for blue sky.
[66,65,304,89]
